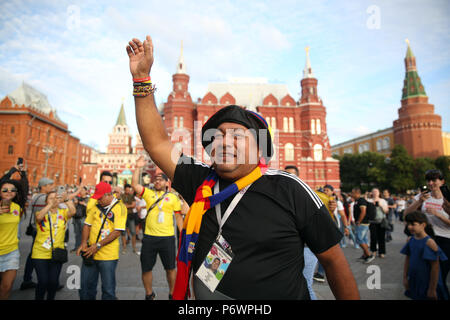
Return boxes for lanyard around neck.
[214,180,252,237]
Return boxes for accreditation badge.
[195,234,234,292]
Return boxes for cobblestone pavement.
[8,217,448,300]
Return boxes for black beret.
[201,105,273,161]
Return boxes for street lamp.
[42,146,53,177]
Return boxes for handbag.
[48,212,68,264]
[380,217,393,232]
[369,206,384,224]
[81,201,117,266]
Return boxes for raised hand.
[126,35,154,79]
[136,155,146,169]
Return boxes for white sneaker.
[364,255,375,264]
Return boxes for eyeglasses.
[1,188,17,193]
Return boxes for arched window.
[174,116,178,129]
[8,145,13,155]
[311,119,316,135]
[358,142,369,153]
[289,117,294,133]
[316,119,321,134]
[283,117,288,132]
[179,116,184,129]
[285,143,294,161]
[383,137,390,150]
[271,117,276,130]
[376,139,383,151]
[313,144,323,161]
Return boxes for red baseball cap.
[91,182,112,200]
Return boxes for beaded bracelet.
[133,83,157,97]
[133,81,152,87]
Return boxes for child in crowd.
[401,211,448,300]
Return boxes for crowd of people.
[0,152,449,300]
[0,159,192,300]
[0,34,449,301]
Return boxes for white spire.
[303,46,314,79]
[176,40,187,74]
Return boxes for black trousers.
[369,223,386,254]
[33,259,62,300]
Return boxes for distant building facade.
[90,103,157,186]
[161,45,340,189]
[0,83,88,187]
[332,41,449,159]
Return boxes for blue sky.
[1,0,449,152]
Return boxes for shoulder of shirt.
[179,154,211,169]
[143,187,155,196]
[116,200,126,207]
[264,169,324,209]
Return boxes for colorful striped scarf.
[173,160,268,299]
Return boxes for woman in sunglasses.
[0,180,24,299]
[404,169,450,297]
[31,191,75,300]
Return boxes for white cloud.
[0,0,449,153]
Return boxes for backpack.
[367,201,384,224]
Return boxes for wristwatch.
[96,243,102,250]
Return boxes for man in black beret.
[126,35,359,300]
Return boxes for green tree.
[336,151,387,192]
[385,145,415,193]
[434,156,450,183]
[413,157,435,187]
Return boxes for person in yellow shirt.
[86,170,114,213]
[32,190,75,300]
[77,181,127,300]
[132,156,183,300]
[0,181,24,300]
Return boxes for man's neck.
[216,163,259,182]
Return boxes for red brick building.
[0,83,88,187]
[162,46,340,189]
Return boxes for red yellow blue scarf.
[173,160,268,299]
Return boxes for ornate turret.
[115,101,127,126]
[402,39,427,100]
[393,39,443,158]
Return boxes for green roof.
[402,41,427,100]
[115,103,127,126]
[406,43,414,59]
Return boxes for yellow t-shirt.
[141,188,181,237]
[32,208,69,259]
[315,191,336,222]
[0,202,22,255]
[84,199,127,261]
[86,197,98,212]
